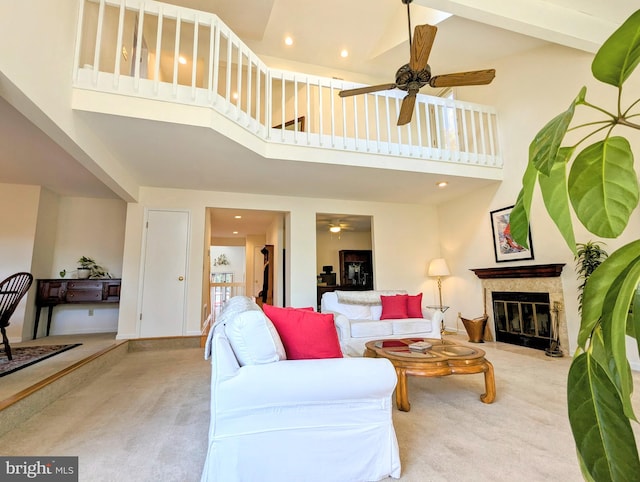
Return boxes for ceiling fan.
[328,220,353,233]
[338,0,496,126]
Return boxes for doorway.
[315,213,373,309]
[207,208,287,320]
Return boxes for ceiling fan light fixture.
[329,226,341,233]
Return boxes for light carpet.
[1,337,639,481]
[390,340,583,481]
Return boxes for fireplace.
[492,291,551,351]
[471,264,567,354]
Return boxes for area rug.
[0,344,82,377]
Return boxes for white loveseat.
[321,290,443,356]
[201,296,401,482]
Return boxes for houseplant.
[510,9,640,481]
[575,241,608,313]
[77,256,111,279]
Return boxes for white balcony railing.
[73,0,502,168]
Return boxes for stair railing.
[74,0,502,168]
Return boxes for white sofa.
[321,290,443,356]
[201,296,401,482]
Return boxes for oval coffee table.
[364,338,496,411]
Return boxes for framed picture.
[490,205,534,263]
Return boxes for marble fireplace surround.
[471,264,568,355]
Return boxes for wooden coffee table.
[364,338,496,411]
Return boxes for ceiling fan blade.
[429,69,496,88]
[410,24,437,72]
[338,83,397,97]
[397,93,417,126]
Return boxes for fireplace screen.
[492,291,551,350]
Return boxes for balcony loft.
[72,0,503,198]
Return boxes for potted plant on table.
[77,256,111,279]
[510,9,640,481]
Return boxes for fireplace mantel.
[470,264,565,279]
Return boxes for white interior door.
[140,209,189,337]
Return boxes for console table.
[34,278,121,339]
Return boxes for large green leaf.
[568,352,640,482]
[632,286,640,351]
[510,160,538,248]
[592,10,640,87]
[600,259,640,421]
[539,147,576,253]
[589,327,608,378]
[529,88,584,176]
[579,240,640,348]
[568,137,639,238]
[577,450,598,482]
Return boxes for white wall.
[0,0,139,200]
[210,246,245,281]
[438,43,640,367]
[43,197,126,336]
[246,234,267,299]
[266,214,286,306]
[117,186,440,338]
[1,185,127,340]
[0,184,40,341]
[52,197,126,280]
[29,188,62,339]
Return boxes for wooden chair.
[0,272,34,360]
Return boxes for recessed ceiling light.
[284,36,293,46]
[234,215,242,219]
[233,231,239,235]
[436,181,448,188]
[178,56,187,65]
[340,49,348,58]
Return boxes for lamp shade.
[428,258,450,277]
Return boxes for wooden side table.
[34,278,121,339]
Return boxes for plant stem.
[582,100,617,120]
[569,124,613,149]
[616,118,640,130]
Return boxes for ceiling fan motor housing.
[395,63,430,91]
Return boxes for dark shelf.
[470,264,565,279]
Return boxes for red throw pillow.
[407,293,423,318]
[262,304,343,360]
[380,294,409,319]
